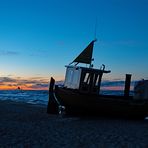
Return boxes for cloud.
[0,76,49,90]
[0,77,17,83]
[29,49,48,57]
[28,83,48,89]
[0,50,19,56]
[101,80,125,87]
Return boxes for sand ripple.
[0,100,148,147]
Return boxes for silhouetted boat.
[47,40,148,119]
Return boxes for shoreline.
[0,100,148,147]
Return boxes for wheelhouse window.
[83,73,91,84]
[95,74,99,86]
[80,70,102,94]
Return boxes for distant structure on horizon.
[17,86,21,90]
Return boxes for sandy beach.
[0,100,148,147]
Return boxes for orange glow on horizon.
[101,86,124,91]
[0,77,50,90]
[0,85,48,90]
[101,85,134,91]
[0,85,17,90]
[0,75,135,91]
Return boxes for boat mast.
[89,18,98,68]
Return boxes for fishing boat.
[47,40,148,119]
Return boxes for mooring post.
[47,77,58,114]
[124,74,132,97]
[97,72,103,95]
[49,77,55,93]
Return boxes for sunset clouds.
[0,76,136,91]
[0,77,49,90]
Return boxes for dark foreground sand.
[0,100,148,148]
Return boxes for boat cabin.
[64,65,111,94]
[63,40,111,94]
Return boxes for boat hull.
[54,86,148,119]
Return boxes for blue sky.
[0,0,148,89]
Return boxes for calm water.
[0,90,134,106]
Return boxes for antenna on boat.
[90,18,98,68]
[88,18,98,68]
[94,17,98,41]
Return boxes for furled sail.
[71,40,96,65]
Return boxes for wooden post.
[47,77,59,114]
[124,74,132,97]
[49,77,55,93]
[97,72,103,95]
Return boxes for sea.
[0,90,49,106]
[0,90,134,106]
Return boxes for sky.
[0,0,148,90]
